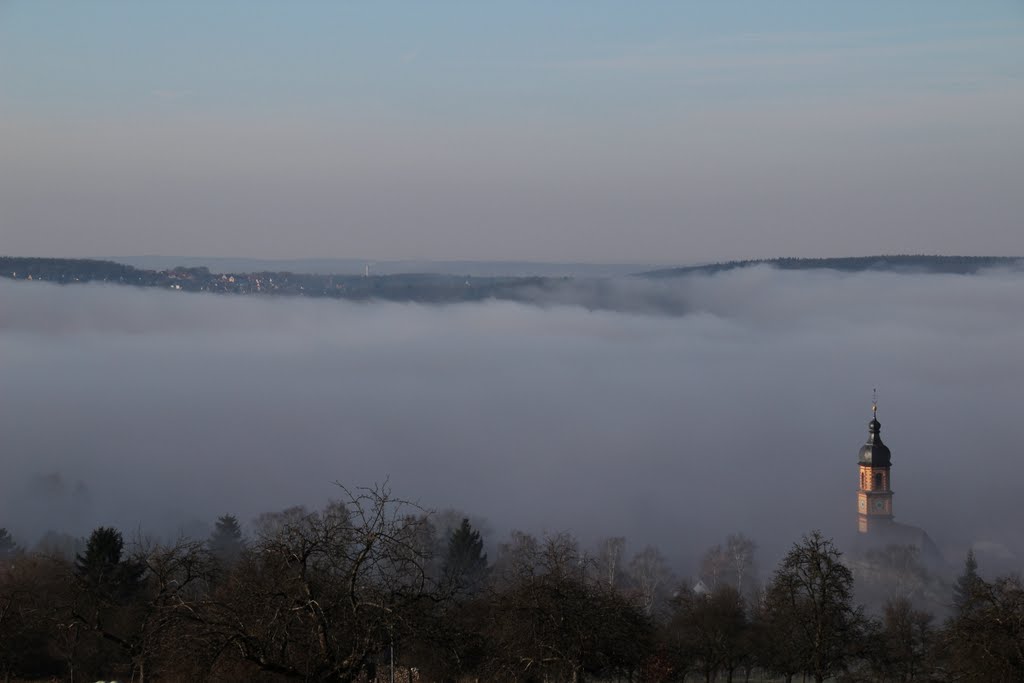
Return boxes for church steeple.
[859,402,891,468]
[857,395,894,533]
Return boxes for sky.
[2,267,1023,576]
[2,1,1022,263]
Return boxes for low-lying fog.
[1,267,1022,574]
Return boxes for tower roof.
[858,402,892,467]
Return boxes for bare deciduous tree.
[594,536,626,589]
[761,531,862,683]
[629,545,674,617]
[175,482,443,682]
[726,533,757,596]
[701,544,729,592]
[670,584,749,683]
[482,529,651,683]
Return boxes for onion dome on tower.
[858,407,891,468]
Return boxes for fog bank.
[1,267,1022,573]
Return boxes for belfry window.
[874,472,883,489]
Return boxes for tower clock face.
[859,499,866,511]
[874,500,885,512]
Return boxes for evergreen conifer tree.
[208,514,245,566]
[444,518,489,595]
[952,549,982,614]
[74,526,145,599]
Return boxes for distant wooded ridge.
[1,255,1020,305]
[0,256,552,304]
[641,255,1022,278]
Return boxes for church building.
[857,401,893,533]
[852,399,943,565]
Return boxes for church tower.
[857,398,893,534]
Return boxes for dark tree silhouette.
[67,527,149,681]
[177,484,444,682]
[879,596,935,682]
[207,514,245,566]
[74,527,145,599]
[953,549,983,615]
[761,531,862,683]
[4,488,1024,682]
[943,574,1024,682]
[670,584,749,683]
[443,518,489,596]
[482,531,651,682]
[0,554,65,681]
[0,528,17,561]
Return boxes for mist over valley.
[2,264,1021,577]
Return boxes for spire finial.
[872,387,878,418]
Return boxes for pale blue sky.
[2,2,1022,262]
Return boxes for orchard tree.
[669,584,749,683]
[482,530,652,682]
[761,531,863,683]
[93,538,216,683]
[179,483,444,682]
[880,596,935,682]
